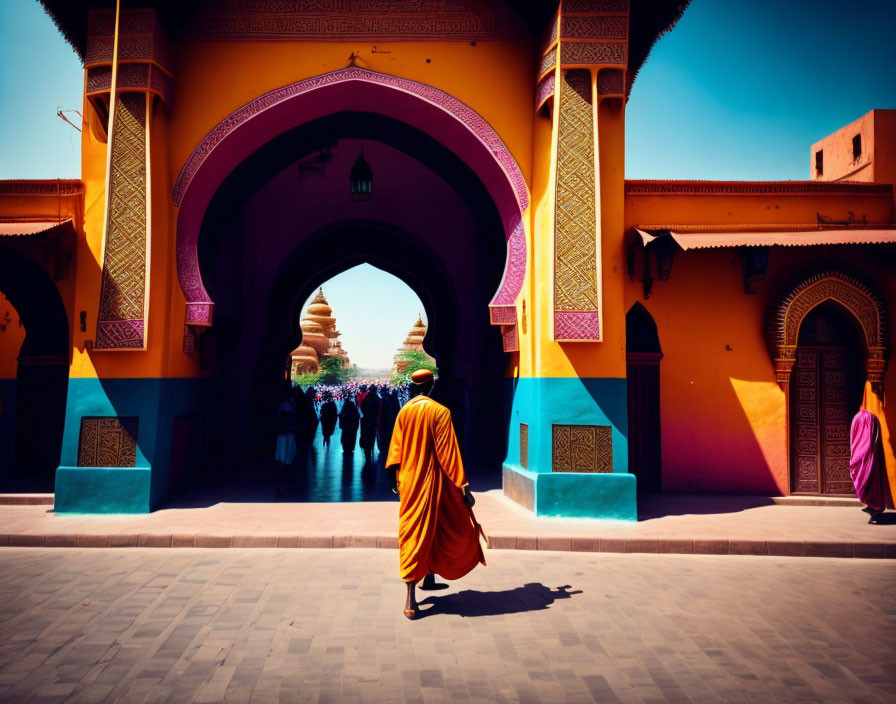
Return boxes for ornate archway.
[173,66,528,350]
[767,269,889,392]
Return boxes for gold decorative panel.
[520,423,529,469]
[553,69,601,340]
[78,417,139,467]
[95,92,149,349]
[552,424,612,473]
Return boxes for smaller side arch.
[767,270,889,392]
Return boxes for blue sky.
[2,0,894,366]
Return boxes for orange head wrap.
[411,369,433,384]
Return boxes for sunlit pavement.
[3,427,896,556]
[0,548,893,703]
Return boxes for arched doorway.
[0,242,69,491]
[790,302,865,495]
[767,269,890,495]
[626,302,662,493]
[181,101,512,495]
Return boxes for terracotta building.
[0,1,893,516]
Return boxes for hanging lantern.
[350,151,373,202]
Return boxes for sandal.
[403,608,417,620]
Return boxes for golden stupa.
[393,314,435,375]
[289,288,351,377]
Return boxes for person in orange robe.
[386,369,484,619]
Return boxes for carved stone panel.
[95,92,149,350]
[552,424,612,473]
[78,417,139,467]
[520,423,529,469]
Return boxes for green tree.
[391,350,438,385]
[318,357,351,385]
[292,371,321,388]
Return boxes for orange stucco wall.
[74,37,538,381]
[625,189,896,494]
[0,186,81,376]
[811,109,896,194]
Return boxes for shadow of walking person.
[418,583,581,618]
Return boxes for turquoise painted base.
[55,467,152,513]
[503,466,636,520]
[54,378,207,513]
[501,376,636,519]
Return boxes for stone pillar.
[502,0,635,519]
[86,8,172,350]
[55,9,180,514]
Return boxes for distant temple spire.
[290,288,352,377]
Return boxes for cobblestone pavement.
[0,549,893,703]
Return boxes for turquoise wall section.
[501,377,636,519]
[54,377,207,513]
[505,377,628,473]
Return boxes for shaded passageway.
[177,109,510,503]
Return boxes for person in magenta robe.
[849,408,893,524]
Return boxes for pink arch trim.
[172,67,528,336]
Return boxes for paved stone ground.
[2,491,895,558]
[0,549,893,703]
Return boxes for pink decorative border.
[502,324,520,353]
[488,220,525,324]
[173,67,527,211]
[535,74,555,111]
[174,67,529,340]
[554,311,601,341]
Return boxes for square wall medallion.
[78,416,139,467]
[552,424,612,473]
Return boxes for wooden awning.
[0,219,73,237]
[635,228,896,251]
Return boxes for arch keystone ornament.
[767,270,889,393]
[172,67,529,352]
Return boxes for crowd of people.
[273,381,408,496]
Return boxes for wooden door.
[791,347,855,495]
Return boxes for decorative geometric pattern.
[96,93,148,350]
[562,0,629,11]
[767,269,889,390]
[555,311,601,340]
[541,12,559,54]
[597,68,625,96]
[489,221,525,324]
[86,8,172,72]
[561,41,627,66]
[183,0,517,42]
[561,15,627,39]
[552,424,613,473]
[87,64,173,104]
[535,74,556,111]
[176,67,530,345]
[520,423,529,469]
[554,70,601,341]
[0,181,82,196]
[538,47,558,79]
[501,324,519,353]
[77,416,138,467]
